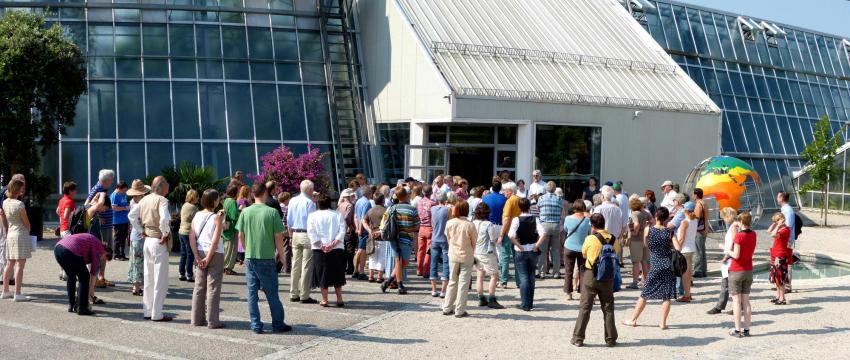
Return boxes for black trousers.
[54,245,91,311]
[113,223,129,258]
[344,229,356,274]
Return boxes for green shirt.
[221,198,238,241]
[235,203,284,260]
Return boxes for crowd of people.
[0,169,799,344]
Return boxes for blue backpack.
[593,233,617,282]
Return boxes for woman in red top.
[726,212,757,338]
[56,182,78,238]
[768,212,792,305]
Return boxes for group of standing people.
[2,166,799,343]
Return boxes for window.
[172,82,200,139]
[145,82,173,139]
[221,27,248,59]
[89,81,116,139]
[117,82,144,139]
[203,142,230,178]
[304,86,332,141]
[534,125,601,201]
[147,141,174,173]
[196,25,222,58]
[279,84,307,141]
[119,142,146,181]
[199,83,227,139]
[175,143,202,166]
[115,25,141,56]
[737,16,758,42]
[226,83,254,139]
[273,29,298,60]
[248,28,274,59]
[253,84,281,141]
[170,24,195,57]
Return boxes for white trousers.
[143,237,169,320]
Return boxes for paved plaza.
[1,212,848,359]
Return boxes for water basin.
[754,261,850,281]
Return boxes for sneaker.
[398,287,408,295]
[186,277,195,283]
[0,292,12,300]
[351,273,360,280]
[478,297,489,307]
[729,329,743,338]
[514,304,530,312]
[439,292,445,299]
[290,297,300,303]
[431,291,439,298]
[272,324,293,333]
[442,309,454,316]
[179,276,187,282]
[487,300,505,309]
[707,308,722,315]
[13,294,31,302]
[571,339,584,347]
[454,312,468,318]
[742,329,751,337]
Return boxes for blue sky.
[676,0,850,38]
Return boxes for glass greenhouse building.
[0,0,371,194]
[624,0,850,209]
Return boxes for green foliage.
[145,162,229,206]
[0,11,87,205]
[799,116,846,194]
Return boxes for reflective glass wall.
[635,1,850,208]
[1,0,347,193]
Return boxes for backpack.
[380,205,400,245]
[592,233,617,282]
[793,213,803,239]
[69,206,88,234]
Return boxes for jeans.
[178,235,195,279]
[498,235,516,286]
[693,233,707,276]
[514,250,538,310]
[54,245,90,311]
[429,242,449,281]
[245,259,286,332]
[713,277,730,310]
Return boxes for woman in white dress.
[1,179,31,301]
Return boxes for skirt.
[5,230,31,260]
[769,256,789,286]
[127,240,144,283]
[311,249,347,289]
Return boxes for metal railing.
[456,87,717,114]
[431,41,678,74]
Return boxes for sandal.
[319,301,329,307]
[774,300,787,305]
[91,296,105,305]
[622,320,637,327]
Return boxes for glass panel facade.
[643,1,850,209]
[534,125,601,201]
[4,1,356,192]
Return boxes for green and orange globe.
[684,156,764,223]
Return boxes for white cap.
[340,189,356,198]
[660,180,674,188]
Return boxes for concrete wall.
[356,0,452,123]
[452,97,722,193]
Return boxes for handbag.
[669,229,687,277]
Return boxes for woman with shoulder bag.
[364,193,387,283]
[189,189,225,329]
[563,199,590,301]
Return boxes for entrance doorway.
[449,147,494,188]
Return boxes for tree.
[799,116,848,226]
[252,146,331,195]
[145,162,229,208]
[0,11,87,204]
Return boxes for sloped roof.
[396,0,720,114]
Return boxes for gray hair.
[446,190,458,204]
[300,179,314,194]
[545,181,557,193]
[674,193,687,204]
[98,169,115,182]
[600,185,614,201]
[554,187,564,198]
[435,191,448,203]
[503,181,517,193]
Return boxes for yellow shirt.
[501,195,521,231]
[582,229,621,270]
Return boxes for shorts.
[729,271,753,295]
[628,239,646,263]
[474,253,499,275]
[389,240,412,261]
[357,231,369,250]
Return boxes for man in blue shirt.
[287,180,317,303]
[352,186,373,280]
[110,181,130,260]
[481,181,508,286]
[86,169,115,288]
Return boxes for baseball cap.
[684,201,695,211]
[660,180,674,188]
[604,181,614,186]
[612,183,622,191]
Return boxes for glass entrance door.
[405,145,448,183]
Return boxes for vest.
[139,193,169,238]
[516,216,538,245]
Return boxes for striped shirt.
[537,193,563,223]
[382,203,420,245]
[87,183,113,228]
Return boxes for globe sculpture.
[683,156,764,231]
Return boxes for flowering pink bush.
[251,146,330,195]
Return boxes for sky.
[676,0,850,38]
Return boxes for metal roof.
[396,0,720,114]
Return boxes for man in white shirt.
[591,186,624,239]
[612,182,629,235]
[129,176,172,321]
[659,180,678,211]
[528,170,546,197]
[287,180,317,303]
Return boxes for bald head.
[151,176,169,195]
